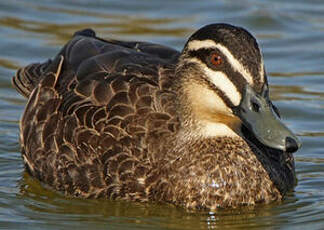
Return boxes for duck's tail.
[12,59,52,98]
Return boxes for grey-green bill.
[234,84,301,153]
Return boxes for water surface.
[0,0,324,229]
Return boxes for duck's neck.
[173,64,242,142]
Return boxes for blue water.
[0,0,324,229]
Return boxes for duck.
[12,23,301,210]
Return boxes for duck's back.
[13,29,180,199]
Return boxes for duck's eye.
[210,53,222,66]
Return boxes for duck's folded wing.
[13,28,180,99]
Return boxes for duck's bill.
[233,84,301,153]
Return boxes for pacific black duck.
[12,23,301,209]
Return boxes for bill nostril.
[251,101,260,112]
[285,137,299,153]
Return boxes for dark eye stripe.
[187,48,249,101]
[187,48,213,63]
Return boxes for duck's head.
[175,23,301,154]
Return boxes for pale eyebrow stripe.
[259,57,264,83]
[187,39,254,85]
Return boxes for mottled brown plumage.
[12,24,299,210]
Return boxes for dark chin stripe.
[200,77,235,108]
[187,48,250,95]
[222,66,247,93]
